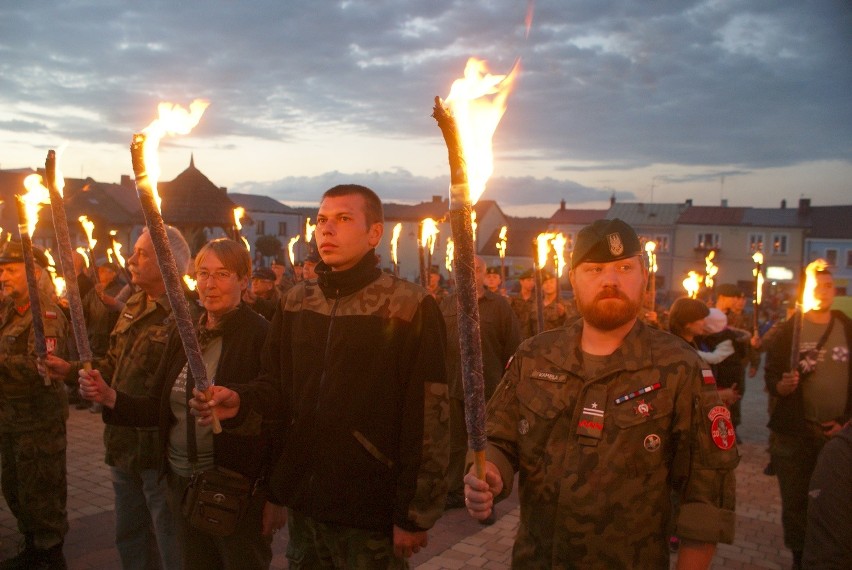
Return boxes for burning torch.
[129,99,221,433]
[390,223,402,277]
[789,259,829,373]
[433,57,518,479]
[752,250,764,336]
[645,240,657,312]
[18,176,52,384]
[44,151,93,370]
[496,225,507,290]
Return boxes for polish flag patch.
[701,369,716,385]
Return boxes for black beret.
[716,283,744,298]
[0,241,49,268]
[518,268,535,280]
[571,218,641,267]
[486,267,502,275]
[669,297,710,330]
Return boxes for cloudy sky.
[1,0,850,216]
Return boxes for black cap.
[669,297,710,330]
[0,241,49,268]
[253,267,277,281]
[486,266,502,275]
[716,283,744,298]
[571,218,641,267]
[518,268,535,280]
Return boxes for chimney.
[432,195,442,204]
[120,174,133,189]
[610,191,616,207]
[685,198,693,206]
[721,199,728,207]
[560,198,566,211]
[780,199,787,209]
[798,198,811,216]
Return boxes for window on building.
[696,233,720,250]
[771,233,788,255]
[256,220,265,236]
[847,250,852,268]
[278,222,287,236]
[654,235,670,253]
[748,233,765,253]
[825,249,838,267]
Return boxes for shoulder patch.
[701,368,716,385]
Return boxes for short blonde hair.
[194,238,251,279]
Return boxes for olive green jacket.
[483,319,739,568]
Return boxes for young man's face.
[484,272,501,291]
[316,194,383,272]
[813,273,836,312]
[569,256,647,331]
[519,277,534,294]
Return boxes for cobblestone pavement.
[1,363,793,569]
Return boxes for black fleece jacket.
[260,250,450,533]
[105,304,273,479]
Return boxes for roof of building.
[549,206,609,225]
[66,178,144,226]
[606,202,688,226]
[228,193,300,215]
[157,156,236,227]
[806,205,852,239]
[740,207,809,228]
[479,216,549,258]
[677,206,748,225]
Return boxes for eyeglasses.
[195,269,235,282]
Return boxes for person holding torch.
[44,227,195,570]
[190,184,449,567]
[463,218,738,569]
[764,267,851,570]
[0,241,71,570]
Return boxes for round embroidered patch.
[518,418,529,435]
[644,433,661,452]
[711,416,736,450]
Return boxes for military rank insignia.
[45,337,57,354]
[577,385,607,440]
[708,405,736,450]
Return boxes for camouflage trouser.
[286,508,408,569]
[0,422,68,550]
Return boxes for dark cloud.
[1,0,850,190]
[231,168,634,207]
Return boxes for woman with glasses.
[78,238,280,569]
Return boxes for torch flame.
[21,175,51,236]
[54,276,66,298]
[683,271,703,299]
[233,207,245,231]
[390,223,402,265]
[109,231,126,268]
[78,215,97,250]
[75,247,90,268]
[305,218,316,244]
[802,259,829,313]
[139,99,210,212]
[536,232,556,269]
[445,237,454,273]
[420,218,439,255]
[645,240,658,273]
[752,251,764,305]
[183,275,197,292]
[471,211,478,244]
[287,236,300,267]
[496,225,508,259]
[704,250,718,289]
[444,57,520,204]
[551,233,568,278]
[43,249,65,298]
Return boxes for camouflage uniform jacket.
[510,295,536,339]
[265,250,450,533]
[70,291,185,472]
[484,318,739,568]
[0,295,70,433]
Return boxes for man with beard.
[463,219,738,569]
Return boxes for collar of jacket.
[315,249,382,299]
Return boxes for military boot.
[32,543,67,570]
[0,534,35,570]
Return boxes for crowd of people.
[0,184,847,569]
